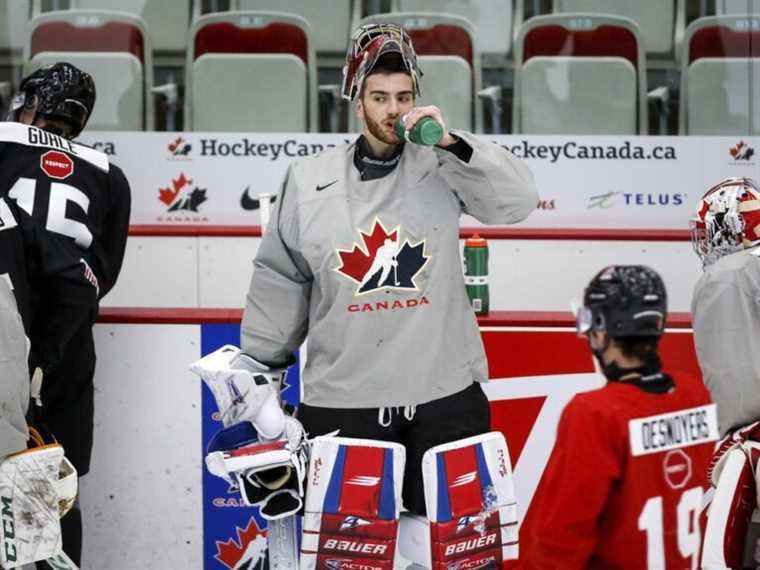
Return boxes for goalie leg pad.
[703,447,755,569]
[300,436,405,570]
[399,431,518,569]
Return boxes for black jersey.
[0,122,131,298]
[0,121,131,381]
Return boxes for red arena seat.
[185,11,317,132]
[513,14,648,134]
[679,15,760,134]
[26,9,154,131]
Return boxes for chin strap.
[593,346,674,394]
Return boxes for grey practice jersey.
[0,278,29,457]
[692,246,760,435]
[242,131,538,407]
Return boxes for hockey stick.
[267,515,299,569]
[265,376,300,569]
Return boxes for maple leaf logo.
[729,141,755,161]
[158,173,191,206]
[168,136,191,156]
[215,517,268,569]
[335,218,430,295]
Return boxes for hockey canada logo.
[157,173,210,223]
[167,136,192,157]
[214,517,268,570]
[335,219,429,295]
[729,140,755,163]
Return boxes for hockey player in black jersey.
[0,196,84,568]
[2,62,132,566]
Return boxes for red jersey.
[521,371,718,569]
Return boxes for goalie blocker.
[0,427,78,569]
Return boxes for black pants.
[298,382,491,515]
[34,326,95,567]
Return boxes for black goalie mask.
[7,62,96,139]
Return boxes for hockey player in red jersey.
[521,265,718,569]
[690,177,760,568]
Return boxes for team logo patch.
[40,150,73,180]
[335,218,429,295]
[663,449,692,490]
[214,516,268,569]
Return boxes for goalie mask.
[690,177,760,269]
[341,22,422,101]
[7,62,96,139]
[576,265,667,340]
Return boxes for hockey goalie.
[690,177,760,568]
[191,344,519,569]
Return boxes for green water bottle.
[464,234,489,315]
[395,115,444,146]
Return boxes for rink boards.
[81,313,698,569]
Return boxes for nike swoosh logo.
[240,186,276,210]
[316,180,339,192]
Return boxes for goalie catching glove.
[206,417,307,519]
[190,345,307,519]
[0,426,78,569]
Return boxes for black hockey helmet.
[576,265,667,339]
[7,62,96,139]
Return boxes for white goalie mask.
[690,177,760,268]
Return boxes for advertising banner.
[200,324,302,569]
[76,132,760,230]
